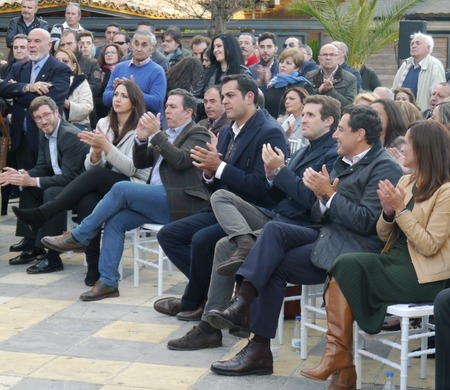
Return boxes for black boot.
[217,234,255,276]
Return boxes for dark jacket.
[210,109,287,210]
[28,119,88,188]
[310,140,403,269]
[299,59,319,77]
[6,16,48,48]
[133,121,210,221]
[198,112,230,136]
[269,130,338,226]
[360,65,381,92]
[0,56,71,154]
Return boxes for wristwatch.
[273,165,285,176]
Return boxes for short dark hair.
[162,26,183,47]
[190,35,211,49]
[204,84,221,96]
[258,32,277,45]
[30,96,57,115]
[303,95,341,132]
[106,23,120,30]
[77,30,94,42]
[168,88,197,119]
[240,32,256,45]
[342,105,381,145]
[136,20,156,32]
[222,74,258,105]
[113,31,130,44]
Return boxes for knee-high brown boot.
[301,278,355,385]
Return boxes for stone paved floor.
[0,202,435,389]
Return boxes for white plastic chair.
[132,223,172,296]
[277,283,302,344]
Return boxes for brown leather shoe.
[41,232,85,253]
[217,234,255,276]
[210,339,273,376]
[153,297,182,316]
[206,295,251,333]
[79,281,119,301]
[167,325,222,351]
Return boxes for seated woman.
[301,120,450,388]
[265,48,314,119]
[13,80,150,286]
[54,48,93,131]
[278,86,309,146]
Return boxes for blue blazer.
[0,56,71,153]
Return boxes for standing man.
[103,30,166,117]
[190,35,211,60]
[238,33,259,67]
[306,43,357,107]
[249,32,279,92]
[112,32,131,56]
[50,2,85,51]
[198,85,230,135]
[2,96,87,273]
[6,0,47,48]
[0,34,29,79]
[160,26,191,69]
[77,30,96,59]
[332,41,362,91]
[95,23,121,58]
[0,28,71,259]
[393,32,446,110]
[299,43,319,77]
[153,74,287,323]
[207,105,403,376]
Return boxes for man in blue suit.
[154,74,287,325]
[0,28,70,259]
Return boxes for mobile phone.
[282,114,295,133]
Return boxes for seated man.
[167,94,341,351]
[153,74,287,322]
[0,96,87,273]
[197,85,230,135]
[206,105,403,376]
[40,89,210,300]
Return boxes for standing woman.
[193,33,249,119]
[96,43,124,120]
[54,48,93,131]
[301,120,450,389]
[13,80,150,286]
[265,48,314,119]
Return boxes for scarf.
[268,71,309,88]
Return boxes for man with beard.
[249,32,278,92]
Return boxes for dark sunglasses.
[114,41,126,45]
[283,42,297,49]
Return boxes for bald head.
[27,28,52,61]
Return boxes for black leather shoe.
[9,248,46,265]
[210,339,273,376]
[12,206,47,231]
[206,295,251,333]
[153,297,182,316]
[9,237,32,252]
[26,257,64,274]
[167,326,222,351]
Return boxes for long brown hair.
[408,120,450,202]
[109,80,145,145]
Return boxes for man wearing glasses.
[0,96,87,274]
[306,43,357,107]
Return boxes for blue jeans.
[71,181,170,287]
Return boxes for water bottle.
[382,371,396,390]
[291,315,301,353]
[270,334,280,362]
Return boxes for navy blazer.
[28,119,88,188]
[0,56,71,153]
[212,109,287,210]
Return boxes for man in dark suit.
[0,28,71,258]
[0,96,87,273]
[152,74,287,326]
[40,89,211,301]
[206,105,403,376]
[166,95,340,352]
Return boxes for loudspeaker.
[398,20,427,60]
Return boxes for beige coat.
[377,175,450,283]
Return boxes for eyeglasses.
[56,57,71,64]
[283,42,297,49]
[105,50,118,55]
[318,53,339,58]
[113,41,126,45]
[33,112,53,122]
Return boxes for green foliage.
[288,0,426,69]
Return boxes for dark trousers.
[435,288,450,390]
[238,221,326,339]
[157,209,226,310]
[39,167,130,266]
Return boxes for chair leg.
[157,244,164,296]
[133,228,140,288]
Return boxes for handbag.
[0,113,10,170]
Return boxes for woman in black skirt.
[302,120,450,389]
